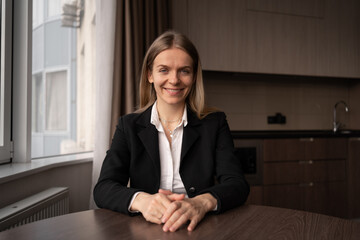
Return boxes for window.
[31,0,95,159]
[0,0,12,164]
[0,0,95,163]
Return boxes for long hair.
[137,30,213,119]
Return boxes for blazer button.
[189,187,196,193]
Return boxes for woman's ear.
[148,71,153,83]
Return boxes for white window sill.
[0,152,93,185]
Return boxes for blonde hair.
[138,30,213,119]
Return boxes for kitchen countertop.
[231,130,360,139]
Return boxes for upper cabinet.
[171,0,360,78]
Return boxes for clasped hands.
[130,189,217,232]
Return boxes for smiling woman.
[93,30,250,232]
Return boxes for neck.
[156,101,185,122]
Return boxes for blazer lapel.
[181,109,201,161]
[136,107,161,180]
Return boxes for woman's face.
[148,48,194,108]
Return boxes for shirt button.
[189,187,196,193]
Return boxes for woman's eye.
[159,68,168,73]
[181,69,190,74]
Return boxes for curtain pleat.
[110,0,171,139]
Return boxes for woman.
[93,30,249,232]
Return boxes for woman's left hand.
[159,190,217,232]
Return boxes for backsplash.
[203,71,353,131]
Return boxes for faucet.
[333,101,349,132]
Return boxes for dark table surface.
[1,204,360,240]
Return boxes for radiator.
[0,187,69,232]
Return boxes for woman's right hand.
[130,190,185,224]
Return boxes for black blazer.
[93,106,249,215]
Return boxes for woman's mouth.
[164,88,183,95]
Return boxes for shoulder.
[200,111,227,125]
[188,109,228,129]
[117,106,152,129]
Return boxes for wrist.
[130,192,150,212]
[195,193,217,212]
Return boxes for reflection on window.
[45,71,67,131]
[32,0,95,158]
[32,73,44,133]
[33,0,43,27]
[47,0,62,18]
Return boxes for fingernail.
[163,226,168,232]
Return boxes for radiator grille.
[0,187,69,232]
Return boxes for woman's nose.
[168,71,180,84]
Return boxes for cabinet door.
[303,160,346,182]
[348,139,360,218]
[263,162,303,185]
[187,0,245,72]
[304,181,347,218]
[305,138,348,160]
[246,186,263,205]
[264,139,305,162]
[263,185,304,211]
[173,0,360,77]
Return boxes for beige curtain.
[110,0,171,138]
[91,0,117,209]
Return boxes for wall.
[204,71,355,131]
[0,162,93,213]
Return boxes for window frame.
[0,0,13,164]
[11,0,33,163]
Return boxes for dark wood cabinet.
[245,186,263,205]
[172,0,360,77]
[348,138,360,218]
[262,138,348,218]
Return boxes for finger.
[144,214,163,225]
[161,201,181,223]
[158,189,185,201]
[187,218,200,232]
[158,189,172,195]
[164,211,189,232]
[151,195,171,215]
[167,193,185,201]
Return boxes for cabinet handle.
[299,182,314,187]
[298,160,313,164]
[299,138,314,142]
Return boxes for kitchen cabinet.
[348,138,360,218]
[171,0,360,78]
[262,138,348,218]
[246,186,263,205]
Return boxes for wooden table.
[0,205,359,239]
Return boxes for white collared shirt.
[128,102,188,211]
[150,101,188,195]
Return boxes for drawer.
[263,160,346,185]
[264,138,348,162]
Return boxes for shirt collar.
[150,101,188,129]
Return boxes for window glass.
[47,0,61,18]
[45,70,67,131]
[32,0,95,158]
[33,0,43,27]
[32,73,44,133]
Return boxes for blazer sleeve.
[199,112,250,213]
[93,116,140,215]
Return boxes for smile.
[164,88,184,94]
